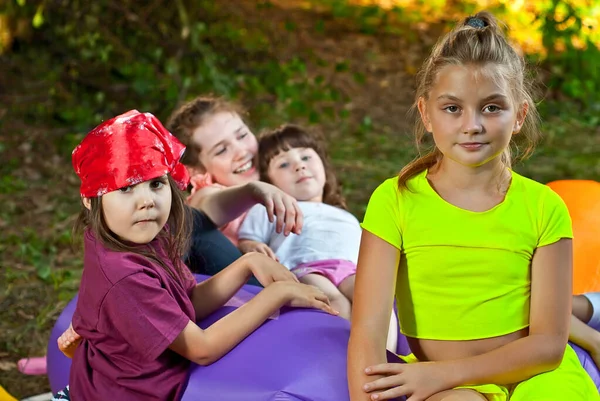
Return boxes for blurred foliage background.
[0,0,599,398]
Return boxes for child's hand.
[275,281,339,316]
[57,323,82,359]
[245,252,298,286]
[238,239,279,261]
[362,361,453,401]
[247,181,303,236]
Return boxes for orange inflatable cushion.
[546,180,600,295]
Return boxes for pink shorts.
[290,259,356,287]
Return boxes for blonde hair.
[399,11,541,189]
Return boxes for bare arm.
[348,230,400,401]
[187,184,257,227]
[238,239,278,261]
[569,314,600,356]
[191,252,297,320]
[170,281,335,366]
[567,286,599,357]
[189,181,303,236]
[170,283,286,365]
[572,294,593,323]
[190,252,254,320]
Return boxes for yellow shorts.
[397,345,599,401]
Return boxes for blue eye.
[301,155,311,161]
[278,162,289,169]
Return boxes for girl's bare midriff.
[407,327,529,362]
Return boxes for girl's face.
[192,112,260,187]
[85,176,172,244]
[267,147,326,202]
[418,64,527,169]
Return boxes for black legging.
[185,208,261,287]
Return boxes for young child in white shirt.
[238,124,397,351]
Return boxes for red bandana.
[72,110,190,197]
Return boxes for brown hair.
[257,124,347,210]
[166,96,246,168]
[73,175,193,282]
[398,11,541,189]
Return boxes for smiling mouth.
[459,142,487,149]
[234,160,254,174]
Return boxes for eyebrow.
[208,125,248,153]
[270,152,288,163]
[436,93,509,102]
[209,140,227,153]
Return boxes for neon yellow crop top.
[361,169,573,340]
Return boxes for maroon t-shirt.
[70,231,196,400]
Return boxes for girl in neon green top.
[347,11,599,401]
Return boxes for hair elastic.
[466,17,487,29]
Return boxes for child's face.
[98,176,172,244]
[192,112,260,187]
[267,147,326,202]
[418,64,526,168]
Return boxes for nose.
[231,141,247,161]
[294,160,306,172]
[136,186,155,209]
[461,109,483,135]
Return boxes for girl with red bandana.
[56,100,302,358]
[52,110,337,401]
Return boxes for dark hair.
[73,175,193,282]
[166,96,246,169]
[399,11,541,189]
[257,124,347,210]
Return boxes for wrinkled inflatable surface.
[547,180,600,294]
[48,275,600,400]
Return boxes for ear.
[417,97,433,133]
[513,101,529,134]
[82,197,92,210]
